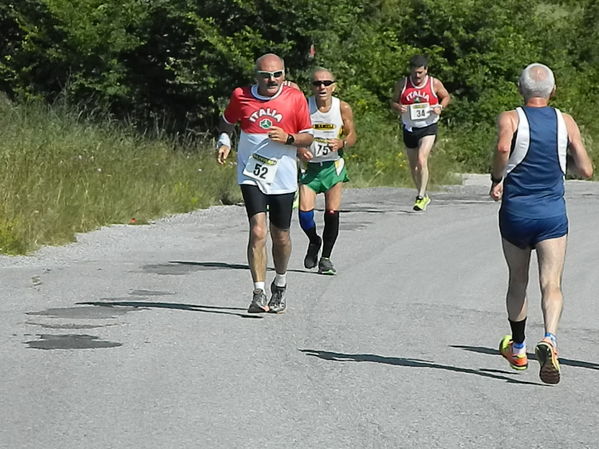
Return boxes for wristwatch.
[285,134,295,145]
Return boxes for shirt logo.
[259,119,273,129]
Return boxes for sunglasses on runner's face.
[312,80,335,87]
[257,70,284,79]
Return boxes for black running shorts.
[240,184,295,230]
[402,123,438,149]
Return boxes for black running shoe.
[318,257,336,275]
[248,289,269,313]
[304,237,322,269]
[268,282,287,314]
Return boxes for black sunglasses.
[312,80,335,87]
[257,70,284,79]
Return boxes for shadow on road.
[78,301,263,319]
[300,349,544,386]
[170,261,249,270]
[451,344,599,370]
[142,261,249,275]
[143,261,309,275]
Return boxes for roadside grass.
[0,99,238,254]
[0,103,475,255]
[347,112,462,188]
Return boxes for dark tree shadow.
[300,349,545,386]
[78,301,263,319]
[451,345,599,370]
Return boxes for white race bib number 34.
[243,153,278,184]
[409,103,430,121]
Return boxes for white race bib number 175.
[314,142,332,157]
[243,153,278,184]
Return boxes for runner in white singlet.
[297,68,357,275]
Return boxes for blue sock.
[299,209,319,243]
[544,332,557,347]
[298,209,316,232]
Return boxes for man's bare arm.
[390,78,406,114]
[434,78,451,108]
[563,113,593,178]
[216,116,235,165]
[338,100,357,150]
[490,110,517,200]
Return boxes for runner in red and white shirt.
[391,54,451,211]
[216,53,313,314]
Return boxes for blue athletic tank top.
[501,106,568,218]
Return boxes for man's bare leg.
[246,212,270,313]
[247,212,268,283]
[299,184,317,212]
[499,238,532,370]
[270,223,291,276]
[501,238,532,321]
[533,236,566,384]
[535,236,567,336]
[323,182,343,211]
[405,135,435,197]
[267,222,291,314]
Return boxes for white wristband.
[216,132,231,149]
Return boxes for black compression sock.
[509,318,527,344]
[322,210,339,258]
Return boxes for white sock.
[512,341,526,356]
[254,281,265,292]
[274,273,287,287]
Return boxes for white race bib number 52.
[243,153,278,184]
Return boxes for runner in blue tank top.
[502,106,567,221]
[490,63,593,384]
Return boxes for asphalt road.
[2,175,598,449]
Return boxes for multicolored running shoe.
[499,335,528,371]
[535,338,560,384]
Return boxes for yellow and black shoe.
[413,195,431,211]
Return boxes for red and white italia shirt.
[399,75,440,130]
[223,85,312,194]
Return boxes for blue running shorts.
[499,210,568,249]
